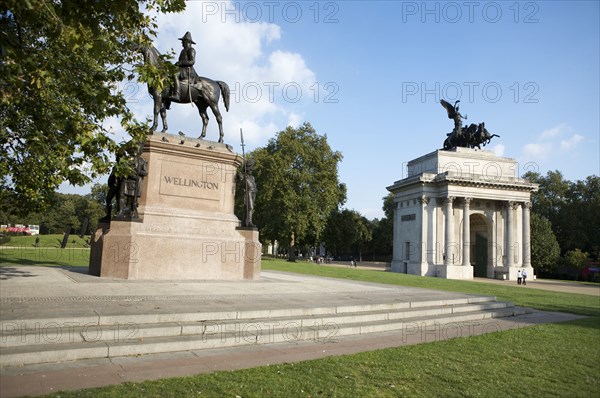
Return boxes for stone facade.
[387,148,537,280]
[90,133,261,280]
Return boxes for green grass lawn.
[1,233,90,248]
[4,259,598,397]
[40,317,600,398]
[0,234,91,267]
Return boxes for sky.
[67,0,600,219]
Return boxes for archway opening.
[470,214,489,278]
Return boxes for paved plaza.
[0,265,585,397]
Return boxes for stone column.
[419,195,430,266]
[462,197,471,266]
[391,201,403,273]
[444,196,455,266]
[505,201,514,267]
[522,201,532,267]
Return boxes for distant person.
[522,269,528,285]
[35,236,40,248]
[517,269,522,285]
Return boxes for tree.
[563,249,590,271]
[38,193,80,234]
[525,171,600,260]
[322,209,372,260]
[524,170,569,218]
[251,123,346,261]
[353,214,373,262]
[76,194,105,235]
[365,193,394,260]
[524,170,569,245]
[530,213,560,273]
[563,176,600,259]
[1,0,185,212]
[87,183,108,207]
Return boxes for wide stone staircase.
[0,295,528,368]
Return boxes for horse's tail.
[217,81,230,112]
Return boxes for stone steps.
[0,296,529,367]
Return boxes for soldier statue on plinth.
[105,144,148,220]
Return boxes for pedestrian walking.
[522,269,528,285]
[517,269,522,285]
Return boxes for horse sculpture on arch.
[440,100,500,150]
[138,44,230,143]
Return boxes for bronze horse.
[139,45,230,143]
[443,122,500,150]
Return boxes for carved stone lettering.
[159,161,223,201]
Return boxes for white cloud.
[287,112,302,128]
[540,123,570,139]
[560,134,584,150]
[522,123,584,161]
[523,142,552,159]
[491,144,505,157]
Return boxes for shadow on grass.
[0,256,75,268]
[0,266,38,280]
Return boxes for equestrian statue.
[138,32,230,143]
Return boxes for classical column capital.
[505,200,519,210]
[463,197,472,206]
[419,195,430,205]
[442,196,455,205]
[523,201,532,210]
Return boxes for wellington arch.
[387,147,537,281]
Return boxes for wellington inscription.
[159,161,225,201]
[163,176,219,190]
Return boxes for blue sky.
[80,0,599,219]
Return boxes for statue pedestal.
[89,133,261,280]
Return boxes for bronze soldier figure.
[171,31,198,102]
[238,160,257,228]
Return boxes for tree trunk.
[288,231,296,262]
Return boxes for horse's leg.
[209,102,224,143]
[151,94,161,132]
[197,103,209,139]
[160,100,168,132]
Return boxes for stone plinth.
[436,265,474,280]
[90,133,261,280]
